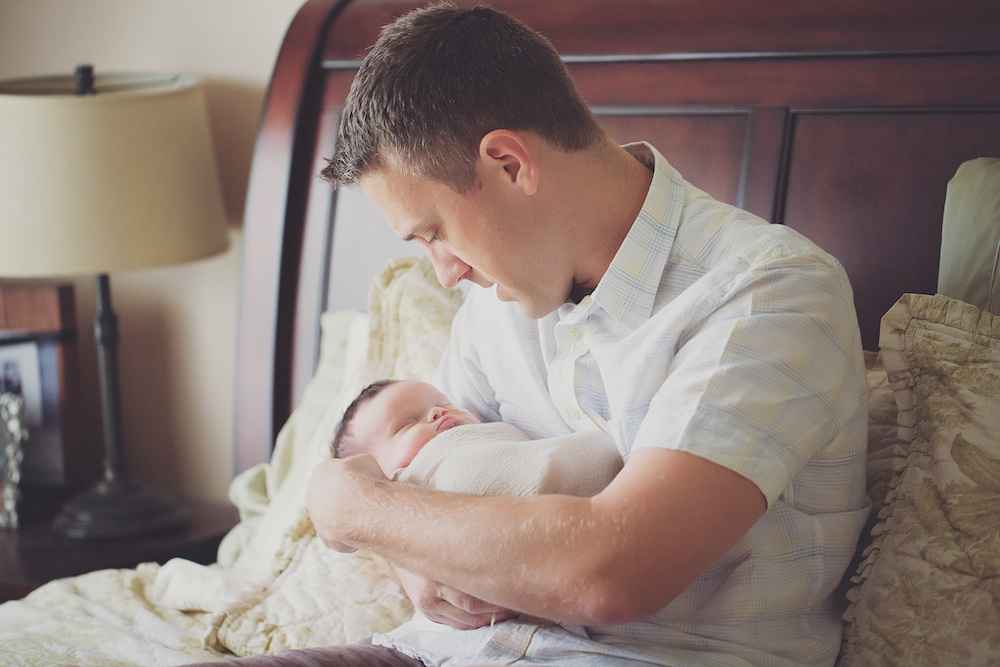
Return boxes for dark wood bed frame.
[233,0,1000,474]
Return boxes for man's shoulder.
[674,190,843,278]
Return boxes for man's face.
[352,380,479,476]
[360,161,574,319]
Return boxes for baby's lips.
[436,414,469,433]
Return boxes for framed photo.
[0,341,43,430]
[0,339,64,486]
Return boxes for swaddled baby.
[333,379,622,498]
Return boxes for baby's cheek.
[402,432,433,466]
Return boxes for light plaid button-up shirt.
[375,143,870,666]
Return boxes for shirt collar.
[591,142,684,331]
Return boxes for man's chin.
[493,286,559,319]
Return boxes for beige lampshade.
[0,72,229,277]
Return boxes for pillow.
[219,309,369,570]
[193,256,464,654]
[367,255,467,382]
[937,158,1000,314]
[219,310,371,575]
[838,294,1000,666]
[219,256,463,577]
[864,350,899,517]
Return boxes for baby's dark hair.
[332,379,399,458]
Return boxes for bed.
[1,0,999,664]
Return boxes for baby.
[331,379,624,640]
[333,379,623,498]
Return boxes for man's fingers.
[392,566,518,630]
[422,600,518,630]
[440,588,510,616]
[429,587,518,629]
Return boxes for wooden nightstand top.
[0,491,239,602]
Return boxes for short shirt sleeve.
[631,248,867,507]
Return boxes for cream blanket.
[396,421,622,498]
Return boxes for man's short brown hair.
[321,2,604,193]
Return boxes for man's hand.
[393,566,518,630]
[307,455,518,629]
[306,454,387,553]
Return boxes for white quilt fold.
[152,558,265,613]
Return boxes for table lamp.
[0,66,230,539]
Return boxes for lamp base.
[52,479,188,540]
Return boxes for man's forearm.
[308,454,602,622]
[306,448,766,626]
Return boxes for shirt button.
[566,328,580,341]
[567,407,581,420]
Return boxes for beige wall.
[0,0,305,502]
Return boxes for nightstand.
[0,490,239,603]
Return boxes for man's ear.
[479,130,538,196]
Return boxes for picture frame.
[0,283,98,491]
[0,340,43,432]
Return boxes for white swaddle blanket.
[393,421,623,497]
[375,423,624,658]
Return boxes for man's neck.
[563,138,654,293]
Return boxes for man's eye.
[429,231,442,242]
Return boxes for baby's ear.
[331,436,347,459]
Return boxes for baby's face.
[352,380,479,476]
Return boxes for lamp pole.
[94,274,126,484]
[53,274,188,539]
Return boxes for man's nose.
[428,246,469,288]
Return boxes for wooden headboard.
[233,0,1000,473]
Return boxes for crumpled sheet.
[152,512,414,657]
[0,563,224,667]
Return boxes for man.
[220,3,871,665]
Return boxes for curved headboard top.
[322,0,1000,62]
[235,0,1000,473]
